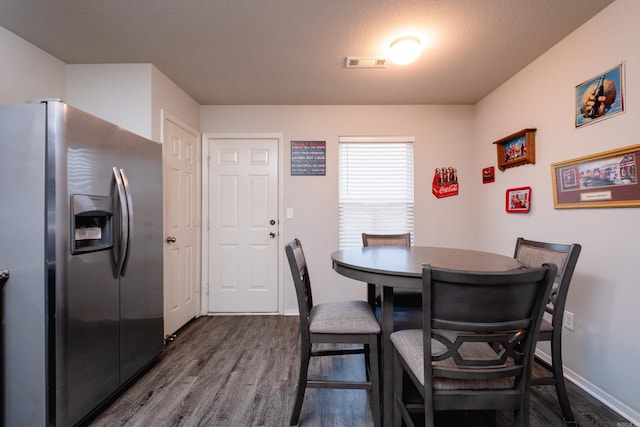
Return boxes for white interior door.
[163,113,200,336]
[208,137,279,313]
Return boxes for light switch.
[286,208,294,219]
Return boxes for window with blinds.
[338,136,415,248]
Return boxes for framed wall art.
[482,166,495,184]
[291,141,326,176]
[551,144,639,209]
[575,62,625,128]
[506,186,531,213]
[493,128,536,171]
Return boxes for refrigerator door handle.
[119,168,134,277]
[113,167,129,278]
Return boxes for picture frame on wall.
[290,141,326,176]
[575,62,625,128]
[493,128,536,171]
[506,186,531,213]
[482,166,495,184]
[551,144,640,209]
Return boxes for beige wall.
[151,65,201,141]
[474,0,639,420]
[200,105,476,311]
[0,26,66,103]
[67,64,153,138]
[67,64,200,141]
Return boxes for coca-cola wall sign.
[482,166,495,184]
[575,62,624,128]
[432,167,458,198]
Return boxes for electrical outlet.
[563,311,575,331]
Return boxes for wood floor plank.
[86,315,631,427]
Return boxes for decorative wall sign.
[291,141,326,176]
[551,144,640,209]
[482,166,495,184]
[432,167,458,198]
[506,186,531,213]
[493,128,536,171]
[575,62,625,128]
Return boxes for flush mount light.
[388,36,421,65]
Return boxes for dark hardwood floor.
[87,315,630,427]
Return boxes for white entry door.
[163,113,200,337]
[207,137,279,313]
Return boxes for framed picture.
[506,186,531,213]
[290,141,326,176]
[575,63,625,128]
[551,144,640,209]
[482,166,495,184]
[493,128,536,171]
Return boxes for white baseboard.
[535,350,639,425]
[205,312,280,316]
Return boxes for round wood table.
[331,246,522,427]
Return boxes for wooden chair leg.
[514,392,531,427]
[392,350,402,427]
[393,350,419,427]
[369,335,381,427]
[551,339,576,424]
[368,283,378,311]
[364,343,371,381]
[290,343,310,426]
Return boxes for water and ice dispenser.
[70,194,113,254]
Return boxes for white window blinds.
[338,136,415,248]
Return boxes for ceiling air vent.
[345,57,387,68]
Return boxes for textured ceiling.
[0,0,615,105]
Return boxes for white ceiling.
[0,0,615,105]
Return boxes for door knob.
[269,232,276,238]
[166,236,177,243]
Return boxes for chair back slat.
[285,239,313,325]
[362,232,411,247]
[423,264,556,387]
[514,238,581,326]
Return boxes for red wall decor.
[506,186,531,213]
[432,167,459,198]
[482,166,495,184]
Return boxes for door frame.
[201,132,285,315]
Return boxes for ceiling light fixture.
[388,36,422,65]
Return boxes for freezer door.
[118,130,164,382]
[0,103,48,427]
[50,102,121,427]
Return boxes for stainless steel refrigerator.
[0,100,164,426]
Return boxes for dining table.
[331,245,523,427]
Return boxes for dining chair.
[514,237,582,425]
[285,238,381,427]
[390,263,557,427]
[362,232,420,311]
